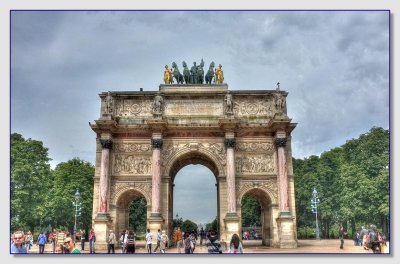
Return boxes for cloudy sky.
[10,11,389,224]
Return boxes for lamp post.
[311,188,320,240]
[73,189,82,241]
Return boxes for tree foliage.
[181,219,198,233]
[50,158,94,234]
[11,133,95,235]
[11,133,53,232]
[294,127,389,238]
[129,197,147,233]
[241,195,261,227]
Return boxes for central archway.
[164,148,224,238]
[173,165,217,233]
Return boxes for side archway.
[238,181,278,246]
[111,185,151,239]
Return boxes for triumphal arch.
[90,68,298,249]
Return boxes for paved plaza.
[26,239,389,255]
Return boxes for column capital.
[100,139,113,149]
[275,138,287,148]
[152,139,163,149]
[224,138,236,149]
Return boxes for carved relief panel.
[233,98,274,117]
[112,142,152,176]
[235,140,276,175]
[114,99,153,117]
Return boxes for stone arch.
[163,144,225,180]
[112,185,151,239]
[238,182,277,246]
[112,183,151,206]
[237,180,278,206]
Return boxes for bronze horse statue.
[197,59,205,84]
[182,61,190,84]
[172,62,184,84]
[205,61,215,84]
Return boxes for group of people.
[351,224,387,253]
[11,226,244,254]
[339,224,387,253]
[242,229,258,240]
[10,228,97,254]
[170,227,243,254]
[118,229,137,254]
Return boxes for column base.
[93,214,112,251]
[223,212,240,248]
[148,214,164,247]
[276,215,297,248]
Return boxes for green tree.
[241,195,261,227]
[294,127,389,238]
[181,219,197,233]
[206,217,218,232]
[129,197,147,233]
[173,215,184,230]
[11,133,52,232]
[49,158,94,235]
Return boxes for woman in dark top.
[126,230,136,254]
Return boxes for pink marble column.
[225,138,236,213]
[99,139,112,213]
[151,139,163,215]
[275,137,289,213]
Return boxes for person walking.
[56,229,66,253]
[359,226,369,250]
[145,228,153,254]
[199,227,206,245]
[49,229,57,253]
[80,229,86,251]
[228,233,243,253]
[183,232,192,254]
[25,231,33,253]
[174,227,183,253]
[368,224,381,253]
[205,230,222,254]
[11,231,27,254]
[119,230,127,253]
[126,230,136,254]
[107,230,116,254]
[89,228,96,254]
[189,231,197,253]
[37,231,47,254]
[153,229,161,253]
[339,224,347,249]
[160,230,169,253]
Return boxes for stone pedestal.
[148,214,164,246]
[94,213,112,251]
[223,212,240,244]
[276,215,297,248]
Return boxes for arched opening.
[168,151,220,237]
[115,190,148,238]
[241,189,272,246]
[173,165,217,232]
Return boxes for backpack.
[369,231,379,243]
